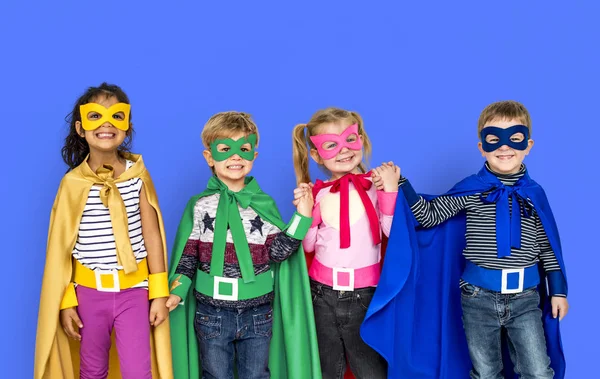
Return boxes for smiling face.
[75,95,129,156]
[478,118,534,174]
[309,121,364,180]
[203,132,258,191]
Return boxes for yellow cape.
[34,153,173,379]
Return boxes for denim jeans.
[461,284,554,379]
[310,280,387,379]
[194,301,273,379]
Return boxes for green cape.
[168,176,322,378]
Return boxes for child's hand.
[551,297,569,321]
[149,297,169,327]
[293,183,314,218]
[60,307,83,341]
[372,161,401,192]
[165,294,182,312]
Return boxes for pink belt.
[309,258,381,291]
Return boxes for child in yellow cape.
[34,83,173,379]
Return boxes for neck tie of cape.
[207,176,256,283]
[313,172,380,249]
[96,165,138,274]
[481,182,532,258]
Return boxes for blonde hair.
[201,111,260,148]
[478,100,532,138]
[292,107,372,184]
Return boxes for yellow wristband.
[60,282,78,310]
[148,272,169,299]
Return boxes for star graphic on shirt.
[203,213,215,233]
[250,215,264,236]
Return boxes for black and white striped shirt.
[400,164,565,294]
[72,160,148,288]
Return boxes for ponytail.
[292,123,312,184]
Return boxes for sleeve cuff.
[169,273,193,300]
[284,211,312,240]
[148,272,170,299]
[60,282,78,310]
[547,270,568,297]
[399,178,420,206]
[377,191,398,215]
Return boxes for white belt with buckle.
[94,269,120,292]
[333,268,355,291]
[213,276,238,301]
[501,268,524,294]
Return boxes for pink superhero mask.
[309,123,363,160]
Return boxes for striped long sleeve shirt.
[399,164,566,296]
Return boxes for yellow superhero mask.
[79,102,131,131]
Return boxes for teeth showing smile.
[337,156,353,163]
[496,154,514,160]
[227,165,243,169]
[96,132,115,139]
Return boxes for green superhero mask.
[210,134,257,161]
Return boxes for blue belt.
[462,261,540,294]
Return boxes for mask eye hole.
[217,144,231,152]
[112,112,125,121]
[510,132,525,143]
[87,111,102,120]
[485,135,499,144]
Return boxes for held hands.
[165,294,182,312]
[149,297,169,327]
[551,296,569,321]
[372,161,401,192]
[60,307,83,341]
[293,183,314,218]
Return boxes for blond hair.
[292,107,372,184]
[478,100,532,138]
[201,111,260,148]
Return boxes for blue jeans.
[461,284,554,379]
[194,301,273,379]
[310,280,387,379]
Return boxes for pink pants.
[76,286,151,379]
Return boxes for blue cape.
[360,166,567,378]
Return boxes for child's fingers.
[149,310,157,325]
[71,311,83,328]
[559,303,569,321]
[552,302,559,319]
[65,319,81,340]
[154,314,165,327]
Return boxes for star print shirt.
[174,193,301,309]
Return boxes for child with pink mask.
[292,107,399,379]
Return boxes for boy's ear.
[477,141,486,157]
[310,148,323,164]
[524,139,534,155]
[253,151,258,160]
[203,150,215,167]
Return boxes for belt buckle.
[94,269,120,292]
[501,268,524,294]
[333,268,355,291]
[213,276,238,301]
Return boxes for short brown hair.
[201,111,260,148]
[477,100,532,138]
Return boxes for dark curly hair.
[61,83,134,170]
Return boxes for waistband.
[462,261,540,294]
[309,258,380,291]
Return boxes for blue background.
[1,1,597,377]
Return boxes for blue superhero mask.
[480,125,530,153]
